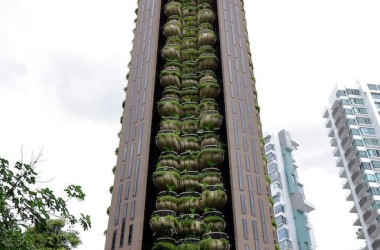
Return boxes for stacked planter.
[152,1,230,249]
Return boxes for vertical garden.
[148,0,231,249]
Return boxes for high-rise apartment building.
[264,130,316,250]
[324,83,380,250]
[105,0,276,249]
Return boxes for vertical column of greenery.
[151,1,230,249]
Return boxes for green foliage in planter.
[160,69,181,77]
[198,53,218,62]
[197,3,212,10]
[200,171,222,180]
[152,169,180,179]
[183,16,198,26]
[199,237,229,250]
[157,99,181,112]
[182,150,200,159]
[178,195,199,204]
[275,244,280,250]
[199,45,216,54]
[165,60,182,69]
[180,174,200,181]
[265,174,271,184]
[109,185,113,193]
[150,214,179,227]
[202,215,225,225]
[159,153,180,161]
[178,243,198,250]
[182,102,198,111]
[182,136,199,143]
[156,195,178,204]
[112,165,116,174]
[163,87,181,96]
[199,81,219,89]
[160,118,180,127]
[199,23,213,31]
[181,118,198,126]
[182,73,198,80]
[202,189,226,199]
[271,219,277,228]
[199,70,216,79]
[152,242,178,250]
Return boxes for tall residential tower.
[264,130,316,250]
[324,83,380,250]
[105,1,276,249]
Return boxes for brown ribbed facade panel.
[216,0,276,249]
[105,0,162,249]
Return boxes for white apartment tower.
[324,83,380,250]
[264,130,316,250]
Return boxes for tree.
[26,219,81,249]
[0,156,91,249]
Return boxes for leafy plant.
[152,241,177,250]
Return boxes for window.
[372,161,380,168]
[376,173,380,182]
[350,97,364,105]
[372,93,380,99]
[357,150,368,158]
[336,90,347,97]
[349,129,360,136]
[364,174,377,183]
[368,149,380,157]
[364,138,380,146]
[278,228,289,241]
[343,109,353,115]
[275,215,287,226]
[368,84,378,90]
[264,136,271,145]
[360,162,372,170]
[265,144,275,152]
[127,224,133,245]
[357,117,371,124]
[340,99,350,105]
[266,152,276,161]
[268,162,278,173]
[368,187,380,195]
[353,139,364,147]
[274,204,285,214]
[373,200,380,209]
[375,102,380,109]
[353,107,368,114]
[272,194,280,203]
[274,182,282,189]
[346,118,357,125]
[346,88,361,95]
[360,127,375,135]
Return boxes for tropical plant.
[152,241,178,250]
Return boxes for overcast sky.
[1,0,380,249]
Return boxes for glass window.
[340,99,350,105]
[372,93,380,99]
[268,162,278,173]
[372,161,380,168]
[272,194,280,203]
[278,228,289,241]
[373,200,380,209]
[369,187,380,195]
[360,162,372,170]
[266,152,276,161]
[364,174,377,183]
[264,136,271,144]
[274,204,285,214]
[265,144,275,152]
[357,150,369,158]
[353,107,368,114]
[368,149,380,157]
[275,215,286,226]
[346,89,361,96]
[360,127,375,135]
[350,129,360,136]
[364,138,380,146]
[376,173,380,182]
[353,139,364,147]
[346,118,357,125]
[344,109,353,115]
[274,182,282,189]
[357,117,371,124]
[368,84,378,90]
[336,90,347,97]
[350,97,364,105]
[375,102,380,108]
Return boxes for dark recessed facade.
[105,1,277,249]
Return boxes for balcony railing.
[341,136,353,149]
[325,119,332,128]
[355,182,369,196]
[363,209,378,223]
[359,195,373,210]
[279,239,293,250]
[348,158,360,172]
[368,223,380,238]
[330,138,337,147]
[356,227,365,239]
[351,169,364,185]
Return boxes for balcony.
[372,239,380,250]
[351,169,364,185]
[368,223,380,238]
[350,205,357,213]
[363,209,378,223]
[269,172,281,182]
[325,119,332,128]
[334,147,341,157]
[339,167,347,178]
[353,216,361,226]
[345,147,357,161]
[335,116,345,129]
[343,179,350,189]
[355,182,369,196]
[279,239,293,250]
[330,138,337,147]
[356,227,365,239]
[348,158,360,172]
[338,125,349,140]
[323,109,329,119]
[341,136,353,149]
[359,195,374,210]
[328,128,334,138]
[346,192,353,201]
[332,101,344,119]
[336,157,344,168]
